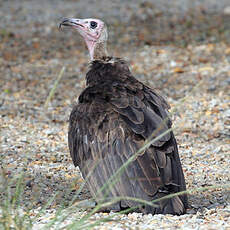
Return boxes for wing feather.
[68,72,187,214]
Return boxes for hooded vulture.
[59,18,187,214]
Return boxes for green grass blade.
[44,66,66,108]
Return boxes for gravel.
[0,1,230,229]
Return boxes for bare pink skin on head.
[59,18,108,60]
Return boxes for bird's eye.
[90,21,97,29]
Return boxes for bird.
[59,18,188,214]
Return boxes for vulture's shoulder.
[83,57,169,110]
[71,56,171,135]
[86,57,142,87]
[69,58,173,166]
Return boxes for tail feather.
[143,195,185,215]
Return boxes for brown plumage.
[60,18,187,214]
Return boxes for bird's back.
[68,57,188,214]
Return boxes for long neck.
[93,42,108,60]
[86,40,108,60]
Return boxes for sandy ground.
[0,0,230,229]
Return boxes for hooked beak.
[59,18,84,29]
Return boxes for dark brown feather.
[68,57,187,214]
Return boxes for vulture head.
[59,18,108,60]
